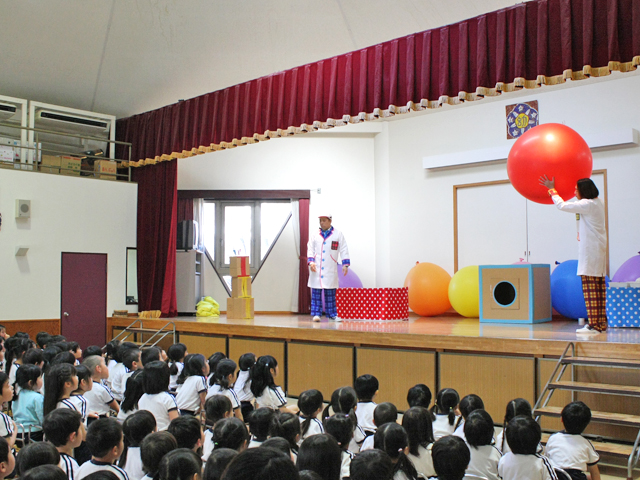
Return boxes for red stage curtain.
[134,161,178,317]
[116,0,640,166]
[298,199,311,314]
[177,198,193,223]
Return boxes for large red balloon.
[507,124,593,204]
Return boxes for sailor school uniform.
[498,452,558,480]
[77,459,130,480]
[0,412,13,438]
[206,383,241,411]
[122,446,145,480]
[544,431,599,480]
[432,413,459,440]
[467,444,502,480]
[84,381,115,416]
[175,375,207,413]
[59,452,80,480]
[57,395,88,423]
[234,370,254,402]
[255,385,287,410]
[298,415,324,445]
[138,392,179,431]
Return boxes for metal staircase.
[110,318,176,348]
[534,342,640,480]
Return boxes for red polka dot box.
[336,287,409,321]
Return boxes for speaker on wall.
[15,199,30,218]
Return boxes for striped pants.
[310,288,337,317]
[581,275,607,332]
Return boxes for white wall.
[178,132,377,310]
[381,72,640,286]
[0,169,137,320]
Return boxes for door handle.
[63,312,69,317]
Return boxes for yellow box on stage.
[227,297,254,319]
[231,276,252,298]
[229,256,250,277]
[479,264,551,324]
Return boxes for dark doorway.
[61,253,108,348]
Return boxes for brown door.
[61,253,108,348]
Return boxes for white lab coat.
[307,227,350,289]
[552,195,606,276]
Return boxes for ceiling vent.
[34,109,111,135]
[0,102,20,123]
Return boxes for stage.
[108,314,640,443]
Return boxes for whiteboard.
[457,182,528,268]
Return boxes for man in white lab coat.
[307,214,350,322]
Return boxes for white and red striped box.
[337,287,409,321]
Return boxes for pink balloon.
[339,268,364,288]
[612,252,640,282]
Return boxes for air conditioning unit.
[0,102,20,123]
[34,109,111,136]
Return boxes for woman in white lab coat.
[540,176,607,333]
[307,214,350,322]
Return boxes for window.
[202,200,291,288]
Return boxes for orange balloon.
[404,262,452,317]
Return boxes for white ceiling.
[1,0,527,120]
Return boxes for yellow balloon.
[448,265,480,318]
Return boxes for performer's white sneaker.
[312,316,321,322]
[576,324,600,334]
[329,316,342,322]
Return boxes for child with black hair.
[158,448,202,480]
[0,373,16,448]
[117,370,146,423]
[544,401,600,480]
[361,402,398,451]
[234,353,255,420]
[498,416,558,480]
[248,407,274,448]
[23,348,45,370]
[42,408,84,480]
[496,398,537,455]
[430,388,460,440]
[221,447,298,480]
[138,361,179,431]
[44,363,77,416]
[167,343,188,391]
[83,355,119,419]
[70,364,93,423]
[52,351,78,366]
[354,374,379,436]
[298,389,324,444]
[464,409,501,480]
[111,343,139,401]
[119,410,157,480]
[77,418,128,480]
[140,431,178,480]
[84,346,104,360]
[431,435,470,480]
[69,341,83,363]
[35,332,51,349]
[211,417,249,453]
[407,384,432,410]
[13,364,44,443]
[322,386,365,453]
[249,356,295,413]
[402,406,435,479]
[121,348,142,386]
[168,416,204,452]
[15,441,60,476]
[203,448,238,480]
[373,422,419,480]
[202,395,233,461]
[206,353,227,386]
[0,437,14,480]
[21,465,68,480]
[269,411,301,458]
[0,338,5,375]
[324,413,355,479]
[207,359,242,420]
[453,393,484,441]
[6,337,30,393]
[260,436,293,458]
[350,449,393,480]
[176,354,209,416]
[298,433,344,480]
[105,340,121,389]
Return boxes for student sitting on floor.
[76,418,129,480]
[453,394,485,442]
[203,448,238,480]
[138,361,179,431]
[166,343,187,392]
[407,384,432,410]
[247,408,274,448]
[83,355,119,421]
[298,389,324,445]
[430,388,460,441]
[496,398,540,455]
[12,364,44,443]
[15,441,60,477]
[140,431,177,480]
[350,449,394,480]
[544,401,600,480]
[0,373,17,448]
[0,437,14,480]
[211,417,249,453]
[44,363,77,417]
[168,415,204,452]
[269,412,301,459]
[431,435,470,480]
[119,410,157,480]
[234,353,255,420]
[42,408,85,480]
[117,370,145,423]
[354,374,379,437]
[324,413,355,480]
[158,448,201,480]
[175,354,208,417]
[361,402,398,451]
[402,406,435,479]
[207,359,242,421]
[464,410,502,480]
[249,356,295,413]
[202,395,233,461]
[374,423,419,480]
[323,386,365,453]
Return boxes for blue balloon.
[550,260,586,319]
[550,260,609,320]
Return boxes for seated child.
[354,374,379,435]
[138,361,179,431]
[202,395,233,461]
[498,416,558,480]
[167,416,204,452]
[544,401,600,480]
[76,418,129,480]
[83,355,119,420]
[297,434,343,480]
[158,449,201,480]
[211,417,249,452]
[15,441,60,476]
[12,364,44,443]
[324,413,355,480]
[430,388,460,440]
[269,412,301,459]
[373,423,419,480]
[20,464,67,480]
[464,410,502,480]
[119,410,157,480]
[166,343,187,391]
[203,448,238,480]
[431,435,470,480]
[323,386,365,454]
[0,373,17,448]
[234,353,256,420]
[361,402,398,451]
[247,408,274,448]
[42,409,84,480]
[140,431,178,480]
[407,384,432,410]
[497,398,537,455]
[350,449,393,480]
[297,389,324,445]
[402,406,435,479]
[453,394,484,441]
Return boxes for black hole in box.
[494,281,516,306]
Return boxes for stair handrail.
[534,342,575,414]
[109,318,143,344]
